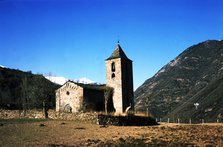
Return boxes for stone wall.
[56,81,106,113]
[106,58,134,114]
[0,109,98,123]
[83,88,104,111]
[106,58,123,114]
[56,82,84,113]
[121,58,134,111]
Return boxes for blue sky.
[0,0,223,90]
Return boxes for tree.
[42,99,48,118]
[146,97,150,117]
[19,76,39,115]
[19,76,28,116]
[104,87,113,114]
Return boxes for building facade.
[56,81,105,113]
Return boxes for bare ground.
[0,119,223,146]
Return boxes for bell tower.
[105,41,134,114]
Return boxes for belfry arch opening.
[111,73,115,79]
[111,62,115,72]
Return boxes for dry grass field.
[0,119,223,146]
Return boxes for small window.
[66,91,70,95]
[112,73,115,79]
[111,62,115,72]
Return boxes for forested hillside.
[0,67,60,109]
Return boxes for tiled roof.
[66,80,106,90]
[106,43,130,60]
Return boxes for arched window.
[66,91,70,95]
[111,73,115,79]
[111,62,115,72]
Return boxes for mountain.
[0,67,60,109]
[44,76,96,85]
[134,40,223,122]
[44,76,68,85]
[74,77,96,84]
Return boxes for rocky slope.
[134,40,223,122]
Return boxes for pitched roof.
[106,42,130,60]
[58,80,106,91]
[74,81,106,90]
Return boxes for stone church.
[56,81,106,113]
[56,42,134,114]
